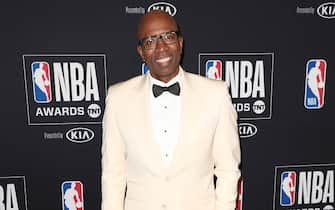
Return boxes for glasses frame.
[138,31,180,50]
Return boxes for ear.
[178,37,184,52]
[137,45,145,62]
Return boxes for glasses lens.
[163,32,178,44]
[140,31,179,50]
[142,38,154,50]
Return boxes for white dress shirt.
[149,72,181,168]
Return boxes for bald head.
[137,10,179,40]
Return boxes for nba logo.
[280,171,296,206]
[142,63,149,74]
[31,61,52,103]
[206,60,222,80]
[62,181,84,210]
[304,59,327,109]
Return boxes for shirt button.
[161,204,167,209]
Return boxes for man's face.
[137,12,183,83]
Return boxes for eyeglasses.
[138,31,180,50]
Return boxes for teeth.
[156,57,171,63]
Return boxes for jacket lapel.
[168,70,197,175]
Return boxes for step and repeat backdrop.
[1,0,334,210]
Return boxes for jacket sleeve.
[101,88,127,210]
[213,83,241,210]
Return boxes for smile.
[156,56,172,63]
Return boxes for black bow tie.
[152,82,180,97]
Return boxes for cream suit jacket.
[101,68,241,210]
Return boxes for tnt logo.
[62,181,84,210]
[206,60,222,80]
[31,62,52,103]
[280,171,296,206]
[304,59,327,109]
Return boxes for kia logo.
[148,2,177,16]
[66,127,94,143]
[239,123,257,138]
[317,2,335,19]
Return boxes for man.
[101,10,241,210]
